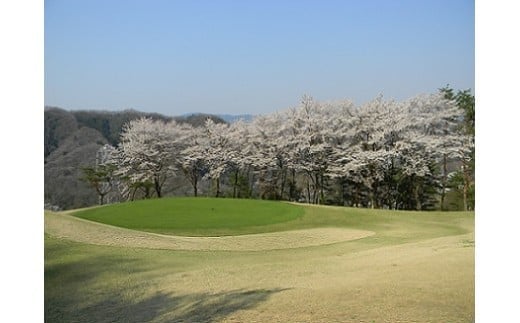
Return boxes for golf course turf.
[72,197,304,236]
[45,198,474,322]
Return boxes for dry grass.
[45,204,474,322]
[45,211,375,251]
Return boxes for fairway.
[45,199,474,322]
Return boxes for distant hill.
[44,107,226,210]
[71,109,173,147]
[217,114,255,123]
[182,113,255,123]
[174,113,228,127]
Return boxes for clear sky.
[44,0,474,116]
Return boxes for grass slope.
[46,201,474,322]
[73,197,304,236]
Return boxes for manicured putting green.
[73,197,304,236]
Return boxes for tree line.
[83,88,474,211]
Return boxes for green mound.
[72,197,304,236]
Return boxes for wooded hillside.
[44,107,225,209]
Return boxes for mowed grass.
[46,200,474,322]
[72,197,304,236]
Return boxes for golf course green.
[72,197,304,236]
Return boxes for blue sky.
[45,0,474,116]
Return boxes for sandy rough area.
[44,211,375,251]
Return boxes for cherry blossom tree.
[196,119,232,197]
[117,117,178,199]
[226,120,256,198]
[105,90,471,210]
[248,112,297,199]
[178,123,208,197]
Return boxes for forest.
[80,87,474,211]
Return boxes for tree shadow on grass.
[164,288,288,322]
[46,288,288,323]
[45,239,288,322]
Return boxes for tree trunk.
[462,183,467,211]
[248,170,254,198]
[131,186,138,201]
[354,184,360,207]
[440,154,447,211]
[462,163,472,211]
[306,180,311,203]
[215,177,221,198]
[368,180,375,209]
[319,173,325,205]
[340,178,345,206]
[413,177,422,211]
[233,171,239,198]
[462,164,468,211]
[154,178,162,198]
[372,181,380,209]
[289,169,296,201]
[279,169,287,200]
[193,174,198,197]
[315,173,320,204]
